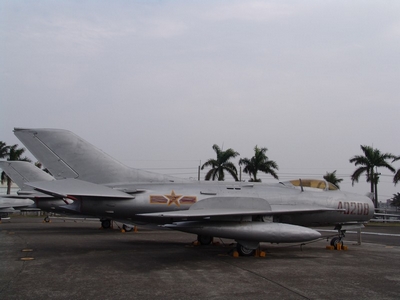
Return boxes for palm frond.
[394,169,400,185]
[351,167,368,185]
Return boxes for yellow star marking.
[165,190,182,206]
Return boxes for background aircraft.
[0,161,74,220]
[1,161,47,221]
[14,128,375,255]
[0,197,34,221]
[0,161,134,230]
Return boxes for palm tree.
[349,145,396,207]
[323,170,343,189]
[0,141,10,194]
[239,146,279,182]
[35,161,52,175]
[201,144,239,181]
[0,144,31,194]
[0,141,9,159]
[393,156,400,186]
[390,192,400,208]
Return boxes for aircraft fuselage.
[69,181,374,227]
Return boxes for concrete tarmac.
[1,217,399,300]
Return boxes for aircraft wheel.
[101,219,111,229]
[44,216,50,223]
[330,237,343,249]
[197,235,213,245]
[236,244,255,256]
[123,224,133,232]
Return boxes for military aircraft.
[0,197,34,221]
[0,161,132,229]
[0,161,42,220]
[0,161,75,220]
[14,128,375,255]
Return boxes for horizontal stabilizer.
[27,178,133,199]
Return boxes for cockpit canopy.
[281,179,339,191]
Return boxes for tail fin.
[0,161,54,190]
[14,128,183,185]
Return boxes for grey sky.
[1,1,399,201]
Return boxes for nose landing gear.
[330,236,344,249]
[330,226,346,250]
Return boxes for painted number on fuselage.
[337,201,369,215]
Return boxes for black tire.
[44,216,50,223]
[101,219,111,229]
[197,235,213,245]
[236,244,255,256]
[123,224,133,232]
[330,237,343,249]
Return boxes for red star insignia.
[165,190,182,206]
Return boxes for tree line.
[200,144,400,207]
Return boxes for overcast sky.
[1,1,399,202]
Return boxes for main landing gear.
[195,235,262,257]
[122,224,133,232]
[101,219,111,229]
[236,244,256,256]
[100,219,134,232]
[235,240,262,256]
[197,235,214,245]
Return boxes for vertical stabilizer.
[14,128,184,185]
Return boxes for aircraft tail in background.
[0,161,54,191]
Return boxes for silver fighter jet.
[14,128,374,255]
